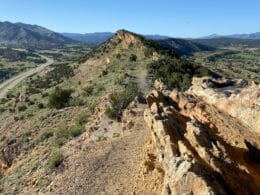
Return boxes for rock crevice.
[144,79,260,195]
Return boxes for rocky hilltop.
[144,78,260,194]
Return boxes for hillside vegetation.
[159,38,215,56]
[191,45,260,83]
[0,29,217,194]
[0,48,46,83]
[80,30,214,90]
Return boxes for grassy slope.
[0,30,214,193]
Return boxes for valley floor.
[0,54,53,99]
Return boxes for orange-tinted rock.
[144,79,260,194]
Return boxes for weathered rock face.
[188,77,260,134]
[144,79,260,195]
[115,30,142,49]
[0,139,20,177]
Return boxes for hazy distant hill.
[62,32,213,56]
[61,32,114,44]
[159,38,215,56]
[0,21,74,48]
[201,32,260,39]
[193,37,260,48]
[61,32,171,44]
[144,34,170,40]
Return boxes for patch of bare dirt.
[46,103,163,195]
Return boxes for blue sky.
[0,0,259,38]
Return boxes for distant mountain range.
[0,21,211,53]
[61,32,114,44]
[0,21,74,48]
[159,38,214,56]
[62,31,260,47]
[61,32,171,44]
[1,21,259,50]
[193,37,260,48]
[201,32,260,39]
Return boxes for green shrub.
[116,53,121,59]
[38,103,45,109]
[28,100,35,105]
[48,88,73,109]
[75,112,88,126]
[55,126,71,139]
[0,98,8,104]
[144,48,153,57]
[83,86,94,96]
[129,54,137,62]
[95,84,105,93]
[17,105,27,112]
[0,107,6,113]
[114,75,125,85]
[70,125,85,137]
[48,151,64,170]
[14,116,19,121]
[40,131,54,141]
[53,137,67,146]
[55,124,85,142]
[105,82,140,120]
[148,57,215,91]
[9,108,15,113]
[37,176,51,188]
[105,107,117,119]
[69,97,85,106]
[87,98,98,113]
[41,92,49,98]
[101,70,108,76]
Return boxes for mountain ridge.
[201,32,260,39]
[159,38,215,56]
[0,21,75,48]
[62,31,260,44]
[61,32,171,44]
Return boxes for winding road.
[0,55,54,99]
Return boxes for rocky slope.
[188,77,260,134]
[45,98,163,195]
[144,78,260,194]
[0,30,165,194]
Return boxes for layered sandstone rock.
[188,77,260,134]
[115,30,142,49]
[144,79,260,195]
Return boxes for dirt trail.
[0,54,53,99]
[49,104,162,195]
[136,69,151,94]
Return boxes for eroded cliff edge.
[144,78,260,194]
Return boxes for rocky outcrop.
[188,77,260,134]
[144,79,260,195]
[115,30,142,49]
[0,139,20,177]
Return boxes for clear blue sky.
[0,0,259,38]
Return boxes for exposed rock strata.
[144,79,260,195]
[188,77,260,134]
